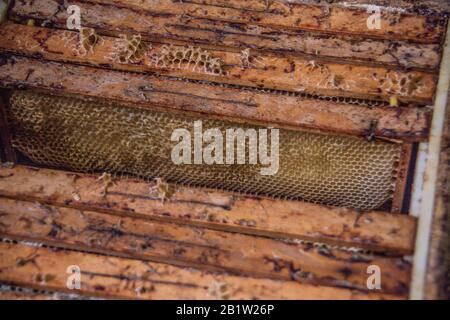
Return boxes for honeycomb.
[377,72,425,96]
[62,28,102,56]
[7,91,402,210]
[150,45,227,76]
[110,34,147,64]
[78,28,102,55]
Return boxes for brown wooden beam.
[0,23,438,104]
[0,55,431,141]
[309,0,450,14]
[13,0,443,43]
[160,19,442,70]
[8,0,445,70]
[0,242,405,299]
[0,165,417,254]
[392,143,414,214]
[0,197,411,294]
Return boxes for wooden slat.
[0,165,417,254]
[425,92,450,299]
[161,19,442,70]
[320,0,450,13]
[0,23,437,103]
[8,0,444,70]
[392,143,413,214]
[0,56,431,141]
[95,0,446,43]
[13,0,443,43]
[185,0,270,11]
[0,197,412,294]
[161,20,442,70]
[0,242,403,299]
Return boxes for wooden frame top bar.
[0,165,417,254]
[0,242,406,299]
[0,23,438,104]
[46,0,445,43]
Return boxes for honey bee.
[97,172,116,198]
[149,177,172,204]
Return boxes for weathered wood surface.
[425,92,450,299]
[312,0,450,14]
[391,143,413,213]
[10,0,445,44]
[156,19,442,70]
[0,56,431,141]
[0,165,417,254]
[0,242,404,299]
[0,197,412,294]
[0,23,437,104]
[175,0,450,11]
[287,0,450,13]
[8,0,444,70]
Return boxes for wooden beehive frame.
[0,0,448,300]
[0,0,431,214]
[0,87,415,214]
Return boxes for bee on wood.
[97,172,116,198]
[149,177,172,204]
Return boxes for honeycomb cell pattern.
[110,34,147,64]
[150,45,227,76]
[8,91,402,210]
